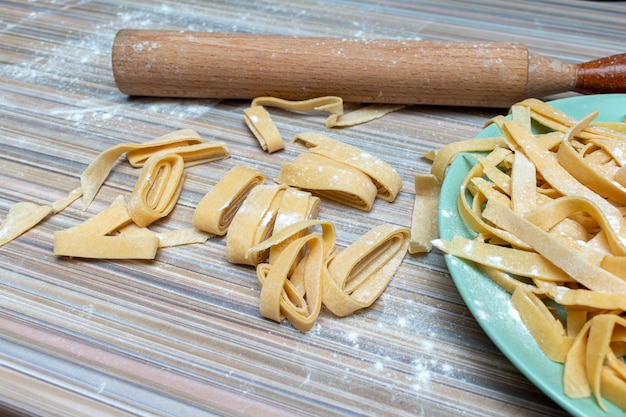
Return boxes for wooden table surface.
[1,1,625,416]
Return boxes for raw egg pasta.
[433,99,626,412]
[193,165,265,235]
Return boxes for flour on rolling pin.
[112,30,626,107]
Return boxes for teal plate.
[438,94,626,416]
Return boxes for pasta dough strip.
[409,173,440,254]
[432,236,573,282]
[294,132,402,202]
[503,119,626,245]
[193,165,265,235]
[482,200,626,294]
[323,224,409,317]
[226,184,286,265]
[269,188,320,262]
[243,106,284,153]
[256,233,325,332]
[53,233,159,259]
[128,152,186,228]
[0,202,52,247]
[276,153,377,211]
[81,129,203,209]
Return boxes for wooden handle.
[576,53,626,94]
[112,30,584,107]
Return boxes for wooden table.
[1,1,625,416]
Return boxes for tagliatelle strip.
[276,152,378,211]
[511,287,573,363]
[269,188,320,262]
[329,104,406,127]
[250,96,403,128]
[193,165,265,235]
[127,141,230,168]
[0,202,53,247]
[251,96,344,126]
[0,187,83,248]
[432,235,573,282]
[128,152,186,228]
[433,99,626,412]
[243,106,285,153]
[256,233,325,332]
[53,196,159,259]
[80,129,204,210]
[226,184,287,265]
[322,224,409,317]
[293,132,402,202]
[409,173,440,253]
[429,136,506,182]
[54,233,160,259]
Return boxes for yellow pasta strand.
[193,165,265,235]
[128,152,186,228]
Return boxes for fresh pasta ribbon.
[430,136,506,182]
[243,106,284,153]
[329,104,405,127]
[54,195,159,259]
[193,165,265,235]
[226,184,287,265]
[322,224,409,317]
[250,96,403,128]
[510,287,573,363]
[269,188,320,262]
[432,236,573,283]
[127,140,230,168]
[251,96,344,127]
[80,129,203,210]
[54,234,160,259]
[409,173,440,254]
[276,152,377,211]
[482,200,626,294]
[256,233,325,332]
[430,99,626,412]
[0,202,53,247]
[128,152,186,228]
[294,132,402,202]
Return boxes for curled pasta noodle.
[127,141,230,168]
[128,152,186,228]
[256,233,325,332]
[251,96,344,127]
[269,188,320,262]
[243,106,284,153]
[193,165,265,235]
[294,132,402,202]
[226,184,287,265]
[276,152,377,211]
[322,224,409,317]
[80,129,203,210]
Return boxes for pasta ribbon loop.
[257,233,325,332]
[294,132,402,202]
[193,165,265,235]
[322,224,409,317]
[128,152,186,228]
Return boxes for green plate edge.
[438,94,626,417]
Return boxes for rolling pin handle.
[576,53,626,94]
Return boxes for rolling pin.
[111,30,626,107]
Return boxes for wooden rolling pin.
[112,30,626,107]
